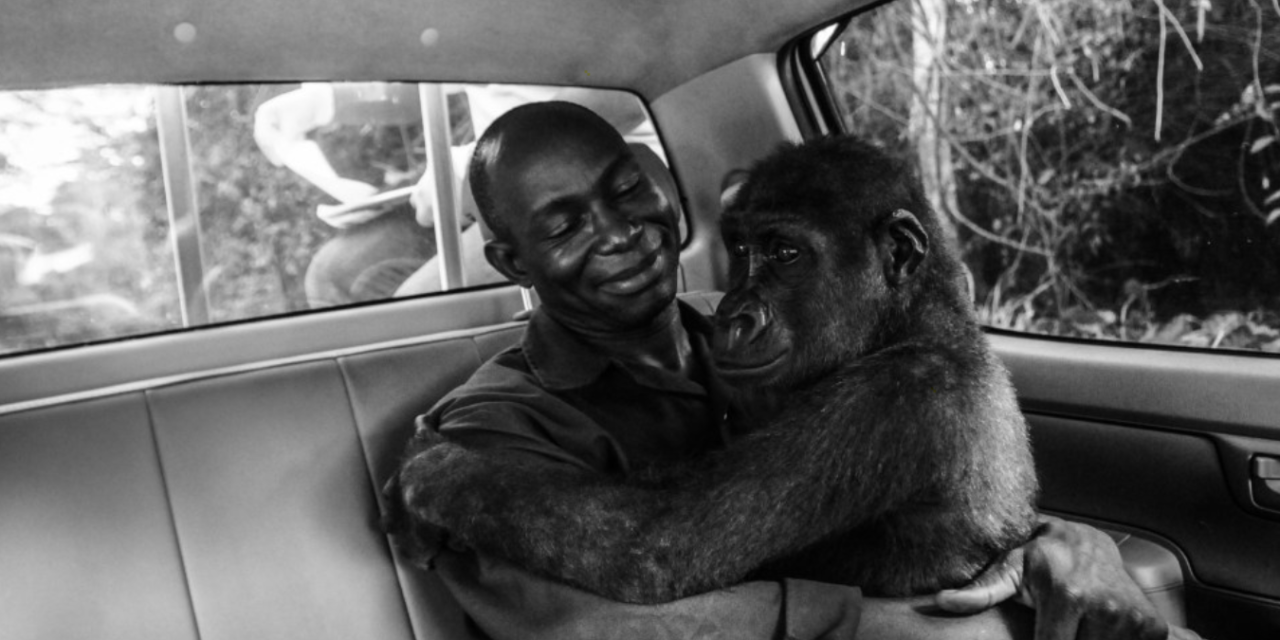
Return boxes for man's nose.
[592,205,642,254]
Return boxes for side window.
[0,83,669,356]
[813,1,1280,353]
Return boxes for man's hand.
[935,516,1180,640]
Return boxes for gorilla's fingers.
[935,546,1026,612]
[383,446,455,566]
[400,440,476,526]
[408,424,448,453]
[1166,625,1207,640]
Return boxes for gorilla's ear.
[877,209,929,287]
[484,241,533,288]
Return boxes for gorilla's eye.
[730,242,750,258]
[771,244,800,264]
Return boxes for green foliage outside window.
[822,0,1280,352]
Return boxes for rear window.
[0,83,668,356]
[813,0,1280,354]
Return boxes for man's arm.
[937,516,1204,640]
[439,553,1034,640]
[431,551,867,640]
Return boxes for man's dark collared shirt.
[417,301,740,474]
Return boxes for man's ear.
[877,209,929,287]
[483,241,533,288]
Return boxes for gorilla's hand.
[381,429,455,566]
[936,516,1178,640]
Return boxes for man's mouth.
[598,251,665,296]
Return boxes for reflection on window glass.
[820,0,1280,353]
[0,83,666,356]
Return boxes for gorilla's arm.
[394,347,984,604]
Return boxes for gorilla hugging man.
[385,100,1201,640]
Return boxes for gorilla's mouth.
[713,349,789,383]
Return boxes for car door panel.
[992,331,1280,638]
[1032,416,1280,597]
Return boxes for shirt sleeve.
[433,550,862,640]
[417,366,623,474]
[415,402,595,472]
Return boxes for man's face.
[489,125,681,334]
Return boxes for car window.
[813,0,1280,354]
[0,83,670,356]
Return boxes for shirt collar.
[522,300,714,391]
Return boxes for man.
[387,101,1190,640]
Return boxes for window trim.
[154,85,211,326]
[0,282,528,411]
[779,2,896,139]
[418,83,466,290]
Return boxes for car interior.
[2,0,1278,638]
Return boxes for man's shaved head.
[469,101,623,242]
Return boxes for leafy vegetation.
[823,0,1280,352]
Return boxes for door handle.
[1212,435,1280,519]
[1252,456,1280,511]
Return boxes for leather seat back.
[0,293,723,639]
[0,322,524,640]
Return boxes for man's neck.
[569,302,695,377]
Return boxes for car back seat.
[0,292,723,640]
[0,320,526,640]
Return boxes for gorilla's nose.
[714,305,771,356]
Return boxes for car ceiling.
[2,0,871,98]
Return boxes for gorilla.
[390,135,1039,603]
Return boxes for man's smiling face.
[484,110,681,334]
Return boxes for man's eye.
[615,173,643,198]
[545,215,580,238]
[614,167,645,189]
[770,244,800,264]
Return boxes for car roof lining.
[2,0,874,98]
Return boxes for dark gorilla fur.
[387,135,1039,603]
